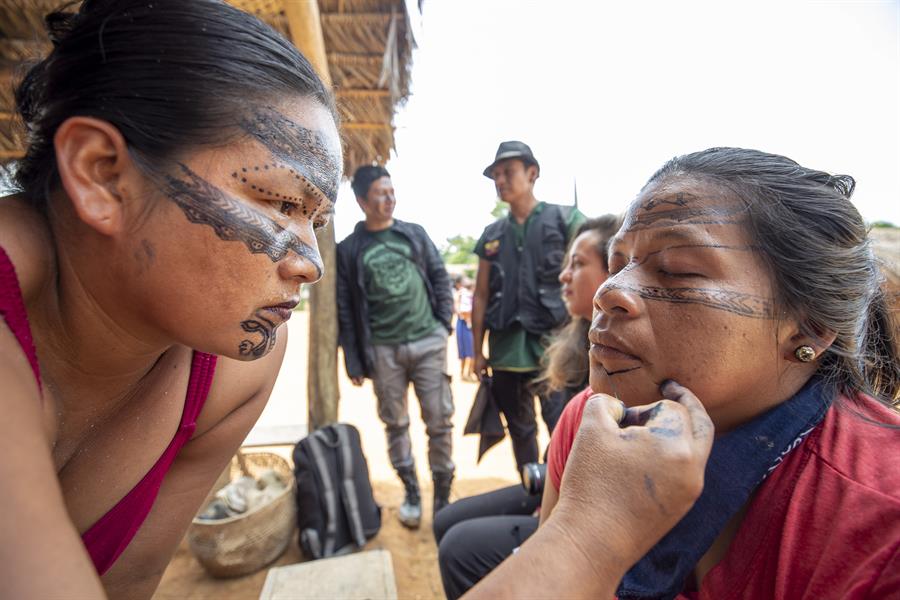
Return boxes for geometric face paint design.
[640,191,695,211]
[625,203,747,232]
[624,191,748,233]
[240,106,341,205]
[161,162,324,278]
[230,161,330,221]
[600,281,774,319]
[239,310,278,358]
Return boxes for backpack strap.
[308,429,340,557]
[335,424,367,548]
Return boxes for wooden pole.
[283,0,340,430]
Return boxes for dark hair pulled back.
[536,213,623,396]
[14,0,335,211]
[647,147,900,407]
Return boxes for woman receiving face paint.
[0,1,341,597]
[538,148,900,599]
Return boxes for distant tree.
[491,199,508,219]
[441,234,478,264]
[870,220,897,229]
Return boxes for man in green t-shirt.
[336,166,455,529]
[473,141,585,477]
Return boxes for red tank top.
[0,246,218,575]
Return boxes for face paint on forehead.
[625,192,748,232]
[599,281,774,319]
[240,106,340,205]
[640,191,697,211]
[160,163,324,278]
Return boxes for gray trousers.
[371,326,455,476]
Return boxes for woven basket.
[188,451,296,578]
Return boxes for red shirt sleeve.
[547,386,592,491]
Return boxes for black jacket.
[336,219,453,379]
[480,203,572,334]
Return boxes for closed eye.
[658,269,705,279]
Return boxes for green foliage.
[441,234,478,264]
[870,221,897,229]
[491,199,508,219]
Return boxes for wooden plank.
[259,549,398,600]
[242,424,308,447]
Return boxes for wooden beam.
[0,150,24,158]
[327,52,383,64]
[321,13,403,24]
[282,0,340,430]
[342,122,392,130]
[283,0,332,87]
[336,89,391,98]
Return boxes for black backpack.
[292,423,382,559]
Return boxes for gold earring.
[794,345,816,362]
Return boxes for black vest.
[482,203,571,334]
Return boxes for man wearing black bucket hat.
[472,141,585,476]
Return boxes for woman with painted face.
[0,1,340,597]
[538,148,900,599]
[436,215,621,599]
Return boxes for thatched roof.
[0,0,414,177]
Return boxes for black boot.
[396,466,422,529]
[432,471,454,518]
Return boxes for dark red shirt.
[548,387,900,599]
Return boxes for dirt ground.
[154,312,548,600]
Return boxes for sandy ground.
[154,311,549,599]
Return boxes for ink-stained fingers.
[584,394,627,427]
[586,394,626,425]
[659,379,714,449]
[621,401,664,427]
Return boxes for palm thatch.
[0,0,414,175]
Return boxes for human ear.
[54,117,137,236]
[781,325,838,363]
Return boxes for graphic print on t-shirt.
[362,230,438,344]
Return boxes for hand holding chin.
[552,380,714,565]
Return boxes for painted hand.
[552,381,714,566]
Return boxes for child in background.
[454,277,477,382]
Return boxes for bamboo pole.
[283,0,340,431]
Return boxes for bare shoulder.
[191,325,289,442]
[0,195,55,301]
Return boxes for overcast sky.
[332,0,900,247]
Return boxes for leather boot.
[396,466,422,529]
[432,471,454,518]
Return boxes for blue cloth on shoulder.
[617,376,834,600]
